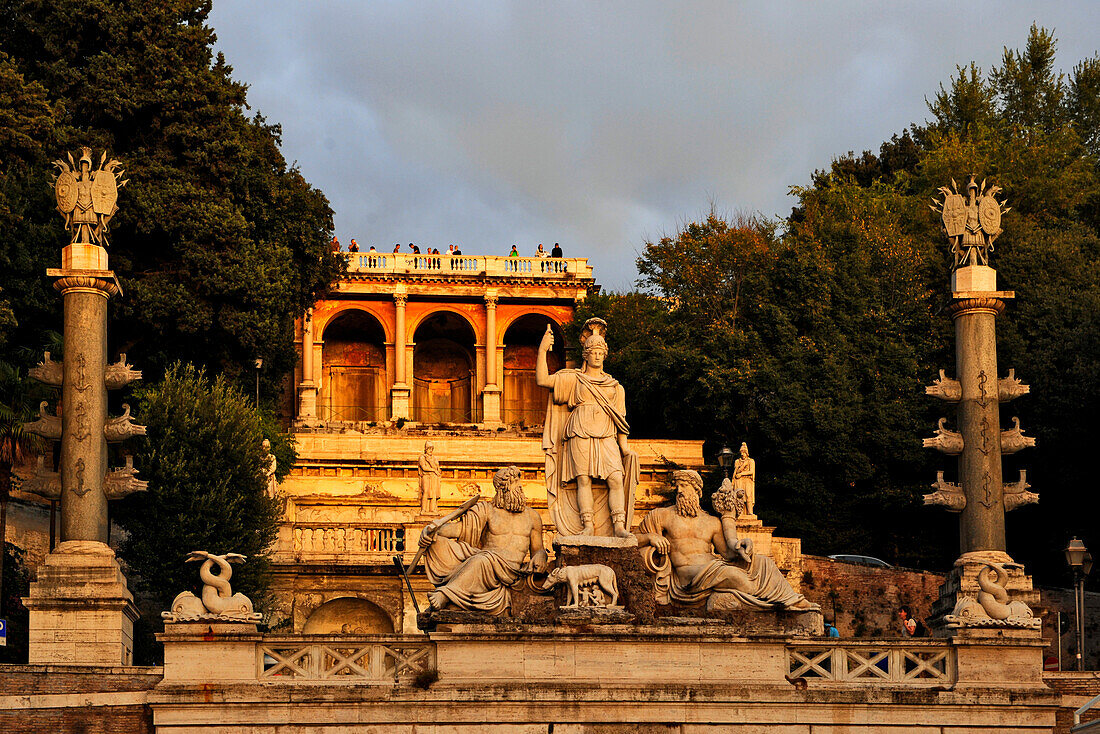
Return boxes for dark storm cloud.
[210,1,1100,289]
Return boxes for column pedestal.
[391,384,411,421]
[481,385,502,427]
[929,551,1041,637]
[297,382,318,423]
[23,540,139,665]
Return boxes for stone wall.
[1045,672,1100,733]
[800,555,944,636]
[0,664,160,734]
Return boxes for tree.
[795,27,1100,584]
[0,362,45,621]
[0,1,343,393]
[113,363,289,662]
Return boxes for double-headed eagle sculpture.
[930,175,1010,270]
[53,147,127,247]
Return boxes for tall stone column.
[950,295,1007,554]
[22,149,142,665]
[390,291,410,421]
[924,176,1039,634]
[57,275,115,541]
[481,292,502,426]
[297,308,317,422]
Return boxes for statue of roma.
[638,470,815,611]
[419,466,549,615]
[537,318,639,538]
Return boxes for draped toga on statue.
[541,369,639,536]
[423,501,523,615]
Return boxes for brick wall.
[1045,672,1100,733]
[0,664,160,734]
[801,554,944,636]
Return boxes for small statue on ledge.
[162,551,261,622]
[418,440,441,515]
[420,466,549,615]
[732,442,756,517]
[638,470,815,612]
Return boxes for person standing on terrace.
[551,242,563,258]
[509,244,519,257]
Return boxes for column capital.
[483,294,499,308]
[948,296,1006,319]
[394,293,408,306]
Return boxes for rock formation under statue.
[638,470,815,612]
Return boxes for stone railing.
[786,641,954,684]
[291,524,405,557]
[258,635,435,683]
[344,252,593,280]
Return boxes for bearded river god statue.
[419,466,549,615]
[638,470,816,612]
[537,318,639,539]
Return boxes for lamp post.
[718,446,735,481]
[254,358,263,407]
[1065,537,1093,671]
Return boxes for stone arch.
[315,302,394,344]
[320,309,388,422]
[302,597,395,634]
[412,310,478,423]
[502,313,566,426]
[406,306,482,345]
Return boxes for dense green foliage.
[114,363,287,662]
[0,0,342,389]
[583,27,1100,582]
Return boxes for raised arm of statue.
[535,325,555,388]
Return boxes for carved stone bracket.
[21,455,61,500]
[104,456,149,500]
[105,353,142,390]
[925,369,961,402]
[1000,417,1036,454]
[998,369,1030,402]
[923,418,963,455]
[104,404,146,442]
[29,351,63,387]
[1003,470,1038,512]
[24,401,62,440]
[923,471,965,512]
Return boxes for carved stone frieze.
[923,418,963,455]
[925,369,961,403]
[105,353,142,390]
[21,455,61,500]
[104,455,149,500]
[1002,470,1038,512]
[998,369,1029,402]
[923,471,965,512]
[24,401,62,440]
[104,404,146,442]
[1000,417,1035,454]
[29,351,63,387]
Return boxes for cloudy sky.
[209,2,1100,290]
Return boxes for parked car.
[827,554,893,568]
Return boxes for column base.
[481,385,502,427]
[928,552,1041,637]
[23,540,139,666]
[297,382,318,421]
[391,384,411,421]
